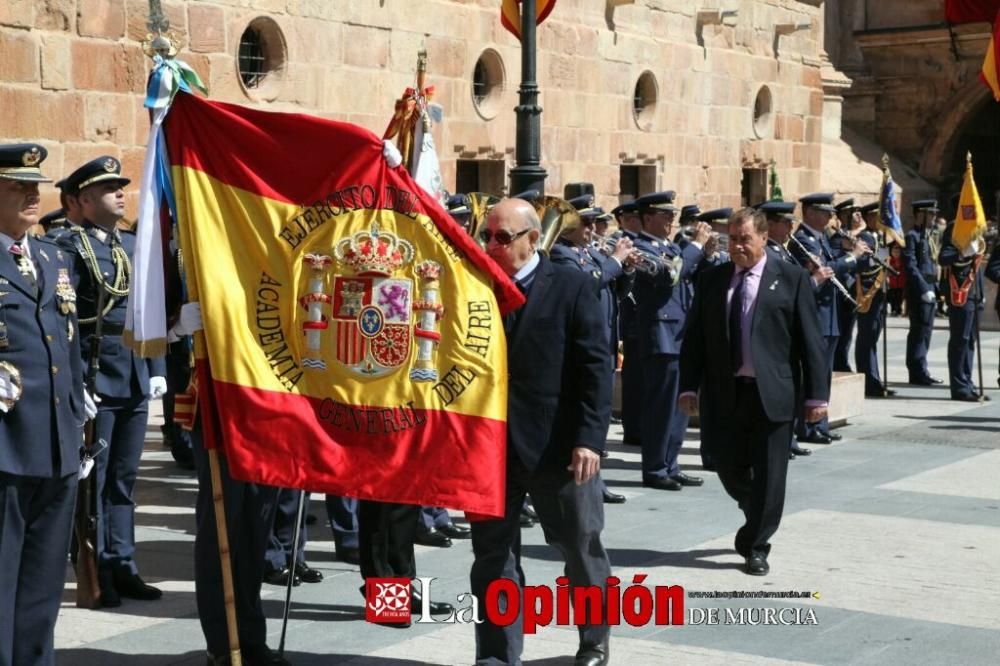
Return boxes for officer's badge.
[56,268,77,315]
[21,147,41,167]
[38,248,49,262]
[102,158,117,173]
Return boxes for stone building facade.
[1,0,832,217]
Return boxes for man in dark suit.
[679,208,828,576]
[56,157,167,607]
[631,191,711,491]
[902,200,944,385]
[0,143,91,665]
[471,197,613,666]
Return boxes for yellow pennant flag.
[953,152,987,255]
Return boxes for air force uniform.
[854,205,890,396]
[938,223,985,400]
[902,200,942,385]
[0,144,85,666]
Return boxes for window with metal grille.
[473,60,488,107]
[238,26,265,89]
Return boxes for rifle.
[74,286,107,609]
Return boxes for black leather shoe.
[790,446,812,456]
[800,434,833,444]
[642,477,682,491]
[414,527,453,548]
[866,386,897,397]
[602,490,627,504]
[825,432,842,441]
[575,641,610,666]
[439,522,472,539]
[670,472,703,487]
[263,567,300,587]
[295,561,323,583]
[909,376,943,386]
[952,393,986,402]
[241,643,292,666]
[114,570,162,600]
[337,546,360,565]
[745,554,769,576]
[410,588,454,615]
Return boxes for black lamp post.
[509,0,548,197]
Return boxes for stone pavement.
[55,316,1000,665]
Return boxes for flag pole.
[278,489,307,658]
[882,232,890,396]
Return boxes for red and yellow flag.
[164,93,522,516]
[953,153,988,254]
[980,10,1000,100]
[502,0,557,40]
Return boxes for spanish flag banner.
[878,156,906,248]
[980,10,1000,100]
[501,0,557,40]
[160,92,522,516]
[953,152,988,254]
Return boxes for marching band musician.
[854,202,896,397]
[0,143,93,666]
[833,199,861,373]
[789,193,869,445]
[611,201,643,447]
[938,221,988,402]
[631,191,710,491]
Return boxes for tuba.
[532,196,580,254]
[467,192,501,248]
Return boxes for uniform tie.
[9,241,37,295]
[729,269,747,372]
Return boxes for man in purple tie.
[678,208,829,576]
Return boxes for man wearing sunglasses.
[471,198,613,666]
[631,191,712,492]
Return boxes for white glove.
[84,390,99,420]
[921,290,936,304]
[962,239,981,258]
[148,376,168,400]
[382,139,403,169]
[168,302,203,342]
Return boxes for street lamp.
[509,0,548,197]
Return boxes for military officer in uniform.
[938,223,987,401]
[902,200,944,385]
[854,202,896,397]
[833,199,861,372]
[0,143,93,666]
[56,157,168,607]
[631,191,710,490]
[789,193,869,444]
[611,201,642,446]
[675,204,701,244]
[445,193,472,232]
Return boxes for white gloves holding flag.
[382,140,403,169]
[84,390,100,420]
[167,302,204,343]
[921,290,936,304]
[148,376,168,400]
[962,239,981,258]
[0,374,19,414]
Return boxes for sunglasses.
[480,228,530,245]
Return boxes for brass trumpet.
[531,196,580,254]
[590,231,674,277]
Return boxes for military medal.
[56,268,77,315]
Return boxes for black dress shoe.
[241,643,292,666]
[799,434,833,444]
[909,376,943,386]
[825,432,842,441]
[790,446,812,456]
[263,567,300,587]
[114,570,162,600]
[410,588,454,615]
[295,561,324,583]
[670,472,703,487]
[952,393,983,402]
[337,546,360,565]
[575,641,610,666]
[439,522,472,539]
[642,477,682,491]
[414,526,452,548]
[745,554,769,576]
[602,490,627,504]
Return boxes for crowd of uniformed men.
[1,138,999,666]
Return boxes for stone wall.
[1,0,827,217]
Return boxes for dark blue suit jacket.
[0,235,85,477]
[790,224,855,337]
[505,254,611,472]
[631,232,703,357]
[56,223,165,398]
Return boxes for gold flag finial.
[881,153,890,170]
[966,151,973,165]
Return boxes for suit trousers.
[192,428,279,657]
[855,296,885,394]
[470,457,611,666]
[906,295,936,381]
[325,495,358,551]
[418,506,452,531]
[264,488,309,573]
[640,353,681,479]
[95,394,150,576]
[947,304,977,398]
[716,381,791,558]
[357,501,418,581]
[0,472,76,666]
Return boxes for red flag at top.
[502,0,557,40]
[946,0,1000,24]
